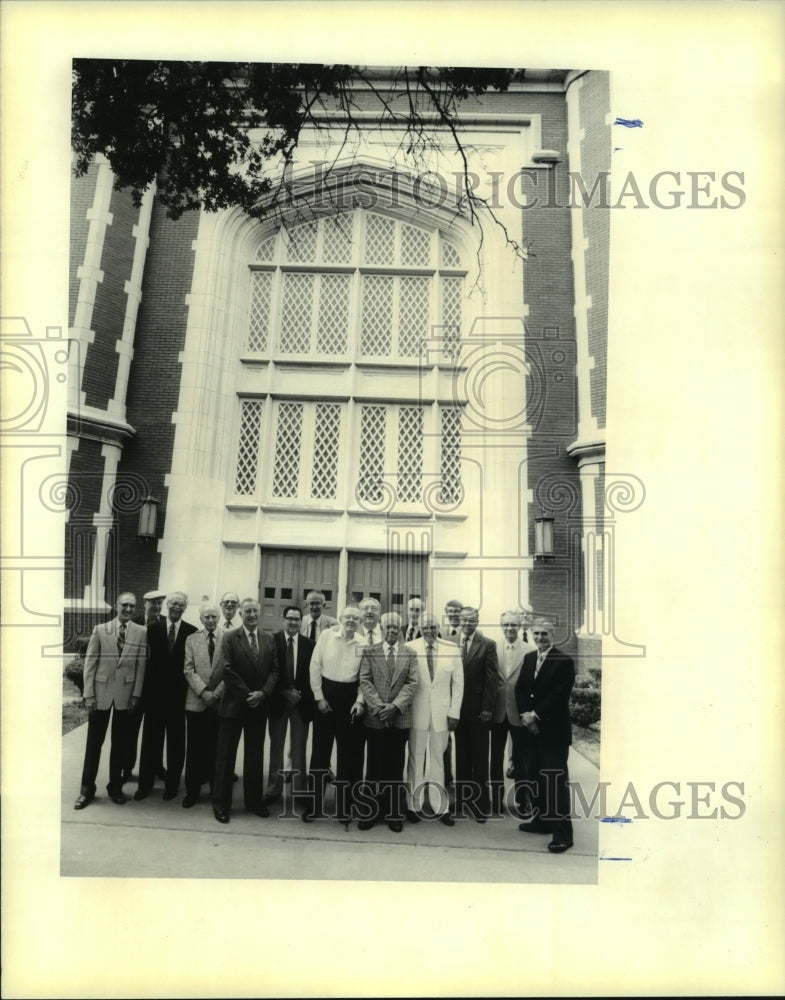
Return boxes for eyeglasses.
[284,617,302,623]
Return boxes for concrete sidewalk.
[60,723,600,883]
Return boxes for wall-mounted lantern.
[137,495,160,541]
[534,511,555,562]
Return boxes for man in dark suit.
[454,606,499,822]
[264,605,315,807]
[514,622,576,853]
[402,597,423,643]
[358,612,419,832]
[134,590,197,801]
[212,598,279,824]
[125,588,167,784]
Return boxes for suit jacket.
[269,631,315,722]
[300,614,339,640]
[144,617,198,709]
[219,628,279,720]
[514,646,575,746]
[183,628,226,712]
[492,638,535,725]
[402,622,422,643]
[458,630,499,720]
[83,617,146,710]
[409,637,463,732]
[359,643,419,729]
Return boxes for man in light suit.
[218,591,242,632]
[406,614,463,826]
[490,610,534,815]
[125,588,167,784]
[182,602,225,808]
[515,622,576,853]
[358,612,419,832]
[454,606,499,822]
[300,590,338,642]
[264,605,315,806]
[135,591,197,802]
[212,598,279,824]
[74,592,146,809]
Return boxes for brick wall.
[69,162,95,327]
[115,200,199,596]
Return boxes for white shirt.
[310,628,367,701]
[363,625,382,646]
[166,618,183,641]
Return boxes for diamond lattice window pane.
[364,213,396,266]
[322,214,354,264]
[401,224,431,267]
[441,275,463,357]
[311,403,341,499]
[247,271,272,352]
[286,221,318,262]
[397,406,423,503]
[280,272,315,353]
[357,405,387,503]
[398,276,430,358]
[234,400,263,495]
[441,240,462,268]
[255,233,277,262]
[316,274,351,355]
[360,275,394,355]
[272,403,303,498]
[439,405,462,504]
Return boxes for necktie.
[248,631,258,657]
[208,632,215,663]
[309,619,317,641]
[535,653,545,678]
[407,625,414,641]
[450,628,457,637]
[224,620,233,630]
[117,623,126,656]
[168,622,176,651]
[387,647,395,675]
[460,637,467,662]
[426,643,434,682]
[286,636,295,684]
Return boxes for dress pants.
[267,704,310,797]
[212,712,268,814]
[521,732,573,844]
[365,727,409,822]
[309,678,364,820]
[455,719,491,816]
[79,706,133,796]
[407,727,449,814]
[184,708,220,799]
[138,698,185,795]
[490,719,526,812]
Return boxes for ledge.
[67,410,136,446]
[260,504,344,518]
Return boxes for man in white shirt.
[490,610,534,815]
[300,590,339,642]
[358,597,383,646]
[443,598,463,641]
[406,614,463,826]
[218,591,241,632]
[305,606,366,825]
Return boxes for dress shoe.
[387,820,403,833]
[253,804,270,818]
[301,811,315,824]
[107,788,128,805]
[73,793,93,810]
[182,796,199,808]
[438,814,455,827]
[133,788,150,801]
[475,815,487,824]
[214,809,230,824]
[405,809,421,824]
[357,819,376,831]
[547,840,573,854]
[519,820,549,833]
[262,792,282,806]
[162,789,178,801]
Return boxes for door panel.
[259,548,339,633]
[347,551,428,618]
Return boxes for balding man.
[182,603,225,808]
[135,591,197,802]
[74,592,146,809]
[358,612,419,832]
[406,614,463,825]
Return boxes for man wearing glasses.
[264,606,316,807]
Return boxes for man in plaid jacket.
[358,612,419,832]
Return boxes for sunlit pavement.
[61,723,599,884]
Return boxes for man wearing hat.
[125,589,168,783]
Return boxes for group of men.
[73,588,576,854]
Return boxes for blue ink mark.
[600,857,632,861]
[613,147,623,153]
[614,117,643,128]
[601,816,632,823]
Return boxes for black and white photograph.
[1,2,783,998]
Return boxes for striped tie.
[117,623,126,656]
